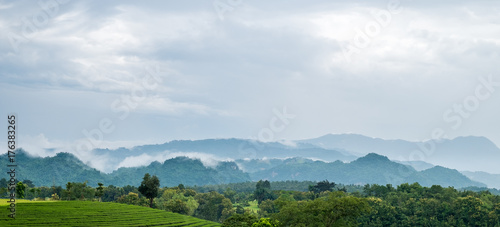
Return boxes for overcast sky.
[1,0,500,159]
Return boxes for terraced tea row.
[0,201,220,226]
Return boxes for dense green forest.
[3,177,500,226]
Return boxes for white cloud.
[18,134,66,157]
[116,150,232,169]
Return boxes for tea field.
[0,200,220,226]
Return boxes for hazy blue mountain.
[298,134,500,174]
[93,138,357,173]
[395,160,434,171]
[108,157,250,187]
[461,171,500,189]
[2,147,488,189]
[408,166,485,188]
[1,149,249,187]
[235,157,316,173]
[250,153,486,188]
[0,149,107,187]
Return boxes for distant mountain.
[395,160,434,171]
[93,138,357,173]
[1,149,249,187]
[1,148,488,189]
[250,153,486,188]
[0,149,107,187]
[298,134,500,174]
[461,171,500,189]
[107,157,250,187]
[235,157,316,173]
[409,166,484,188]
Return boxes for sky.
[1,0,500,165]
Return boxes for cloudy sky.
[1,0,500,161]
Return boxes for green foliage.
[255,180,276,204]
[252,218,279,227]
[194,191,234,223]
[116,192,149,207]
[16,182,26,199]
[22,179,35,188]
[157,188,199,216]
[274,192,370,226]
[138,173,160,208]
[95,182,104,201]
[309,180,336,197]
[224,187,237,203]
[221,213,258,227]
[258,200,277,217]
[61,182,95,201]
[357,183,500,226]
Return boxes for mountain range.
[1,149,487,189]
[298,134,500,174]
[6,134,499,189]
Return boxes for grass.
[234,200,260,213]
[0,200,220,226]
[0,198,57,205]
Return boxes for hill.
[1,149,487,189]
[0,150,107,186]
[298,134,500,174]
[0,149,249,187]
[91,138,357,173]
[108,157,250,187]
[250,153,486,188]
[461,171,500,189]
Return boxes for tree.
[309,180,336,195]
[0,178,7,188]
[66,182,72,200]
[224,187,237,203]
[138,173,160,208]
[22,179,35,188]
[95,183,104,202]
[194,191,234,222]
[117,192,149,207]
[255,180,275,204]
[252,218,279,227]
[16,182,26,199]
[222,213,258,227]
[30,188,36,200]
[275,192,370,226]
[258,199,277,217]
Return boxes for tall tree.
[309,180,336,195]
[22,179,35,188]
[255,180,275,204]
[16,182,26,199]
[66,182,72,200]
[138,173,160,208]
[95,183,104,202]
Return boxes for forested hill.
[1,150,486,189]
[250,153,486,188]
[1,149,250,187]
